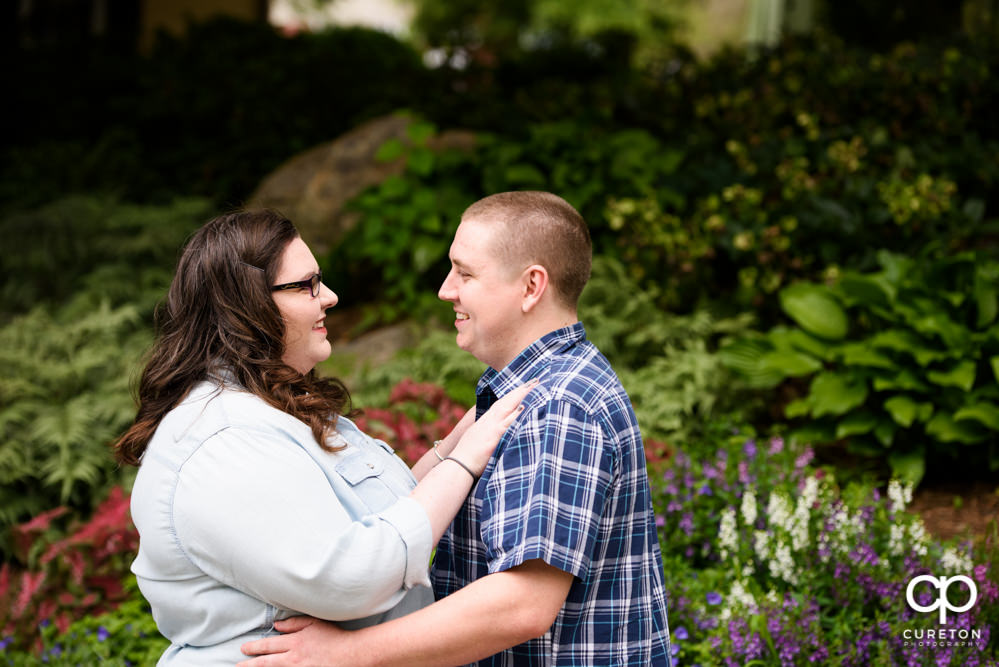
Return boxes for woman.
[115,209,532,665]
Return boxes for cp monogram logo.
[905,574,978,624]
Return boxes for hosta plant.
[720,250,999,483]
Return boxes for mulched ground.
[910,481,999,545]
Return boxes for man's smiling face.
[437,218,528,370]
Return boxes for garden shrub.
[351,379,467,467]
[2,20,431,211]
[720,250,999,484]
[0,196,209,317]
[0,197,208,552]
[0,576,168,665]
[0,487,139,654]
[651,422,999,666]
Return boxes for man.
[240,191,671,666]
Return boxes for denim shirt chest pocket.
[334,449,398,513]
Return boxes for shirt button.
[367,463,374,469]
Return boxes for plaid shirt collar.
[477,322,587,401]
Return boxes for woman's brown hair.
[114,209,351,466]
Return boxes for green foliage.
[0,197,207,553]
[336,121,689,320]
[0,196,209,316]
[410,0,685,68]
[580,257,761,444]
[331,119,470,324]
[721,251,999,483]
[0,487,140,654]
[1,577,168,665]
[2,20,430,211]
[654,422,999,665]
[0,299,147,545]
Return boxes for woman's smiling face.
[271,237,338,374]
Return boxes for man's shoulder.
[544,339,630,412]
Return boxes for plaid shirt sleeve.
[478,396,614,578]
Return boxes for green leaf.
[838,343,896,369]
[975,265,998,328]
[719,337,784,388]
[758,349,822,377]
[809,372,868,417]
[873,419,897,447]
[406,120,436,146]
[790,421,837,446]
[954,403,999,431]
[780,283,848,340]
[896,301,969,349]
[926,413,986,444]
[503,163,547,188]
[888,449,925,485]
[835,411,879,438]
[884,395,919,427]
[375,138,405,163]
[785,397,811,418]
[869,329,923,353]
[407,148,435,176]
[927,360,976,392]
[992,356,999,383]
[836,273,894,308]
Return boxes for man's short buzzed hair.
[461,191,592,309]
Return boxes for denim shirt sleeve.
[172,426,433,622]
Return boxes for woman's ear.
[521,264,549,313]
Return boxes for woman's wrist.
[436,433,459,457]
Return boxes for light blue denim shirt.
[130,378,434,665]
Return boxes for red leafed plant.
[0,485,138,651]
[352,378,469,466]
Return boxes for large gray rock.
[248,113,476,255]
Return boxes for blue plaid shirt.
[431,323,671,666]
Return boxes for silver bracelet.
[444,456,478,482]
[433,440,446,462]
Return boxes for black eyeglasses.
[271,270,322,297]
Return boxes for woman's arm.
[409,407,474,481]
[407,381,535,545]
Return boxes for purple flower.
[671,642,680,657]
[656,514,665,527]
[738,461,751,485]
[0,637,11,650]
[743,439,757,458]
[97,626,109,642]
[794,449,813,470]
[768,436,784,455]
[679,513,694,536]
[675,625,689,640]
[707,591,723,605]
[697,483,713,496]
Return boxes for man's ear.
[521,265,549,313]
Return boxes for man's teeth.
[456,313,469,320]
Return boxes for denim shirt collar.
[477,322,586,400]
